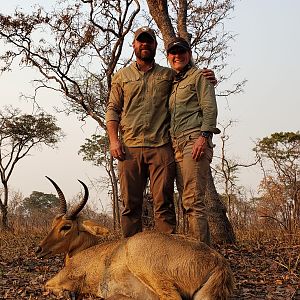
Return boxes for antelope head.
[35,177,109,261]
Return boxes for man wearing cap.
[106,27,215,238]
[167,37,220,245]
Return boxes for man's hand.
[192,136,208,161]
[106,121,125,161]
[202,68,217,86]
[110,139,125,161]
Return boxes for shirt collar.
[135,60,155,72]
[174,64,192,82]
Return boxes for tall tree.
[0,0,243,242]
[0,106,62,229]
[254,131,300,232]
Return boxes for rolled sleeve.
[197,75,220,134]
[105,77,123,123]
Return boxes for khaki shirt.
[106,62,173,147]
[169,67,219,137]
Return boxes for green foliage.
[79,134,109,167]
[0,107,63,148]
[254,131,300,186]
[254,131,300,161]
[0,106,63,228]
[22,191,59,214]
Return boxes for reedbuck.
[36,177,109,264]
[37,177,234,300]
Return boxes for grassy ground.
[0,229,300,299]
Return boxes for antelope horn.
[45,176,67,214]
[66,180,89,219]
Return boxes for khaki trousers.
[172,130,213,245]
[118,143,176,237]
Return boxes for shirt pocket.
[177,83,196,103]
[153,75,172,102]
[122,76,141,113]
[123,76,141,100]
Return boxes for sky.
[1,0,300,212]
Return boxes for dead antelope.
[38,178,234,300]
[35,176,109,263]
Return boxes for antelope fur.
[37,178,234,299]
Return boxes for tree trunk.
[205,167,236,244]
[109,155,120,230]
[0,183,9,230]
[0,192,8,230]
[0,205,9,230]
[146,0,176,48]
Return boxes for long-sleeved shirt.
[169,66,220,137]
[106,62,173,147]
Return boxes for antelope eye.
[60,224,72,232]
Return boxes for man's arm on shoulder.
[202,67,217,86]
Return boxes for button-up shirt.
[106,62,173,147]
[169,66,219,137]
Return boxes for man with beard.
[106,27,215,237]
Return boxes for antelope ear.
[81,220,110,236]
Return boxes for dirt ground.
[0,232,299,300]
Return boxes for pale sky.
[1,0,300,212]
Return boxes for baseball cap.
[167,37,191,53]
[134,27,156,41]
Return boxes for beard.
[135,47,156,62]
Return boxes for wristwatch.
[201,131,212,138]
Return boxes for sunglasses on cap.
[168,48,188,55]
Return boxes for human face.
[167,47,191,72]
[133,34,157,62]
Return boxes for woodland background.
[0,0,299,299]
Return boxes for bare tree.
[0,1,141,225]
[146,0,246,94]
[213,121,259,219]
[0,106,63,229]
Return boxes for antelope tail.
[194,261,234,300]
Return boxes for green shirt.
[169,66,219,137]
[106,62,173,147]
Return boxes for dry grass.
[1,225,300,299]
